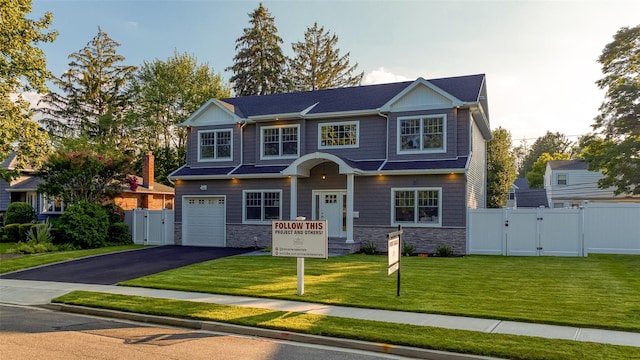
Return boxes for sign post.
[387,225,403,296]
[272,220,328,295]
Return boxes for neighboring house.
[114,152,175,211]
[507,178,548,208]
[169,74,492,254]
[544,160,639,208]
[1,152,174,222]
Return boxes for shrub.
[107,222,132,245]
[103,203,125,224]
[402,241,416,256]
[435,244,453,257]
[11,241,57,254]
[19,224,36,242]
[361,240,377,255]
[27,221,53,244]
[4,224,22,242]
[56,201,109,249]
[4,202,36,225]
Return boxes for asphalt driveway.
[0,246,252,285]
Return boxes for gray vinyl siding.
[174,177,290,224]
[255,120,305,166]
[466,119,487,209]
[0,180,10,212]
[456,109,471,156]
[387,108,458,161]
[242,124,257,164]
[186,125,240,168]
[353,174,467,227]
[305,116,387,160]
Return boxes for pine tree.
[39,27,137,149]
[289,22,363,91]
[0,0,57,180]
[486,127,517,208]
[227,3,288,96]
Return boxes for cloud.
[363,67,410,85]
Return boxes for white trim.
[242,189,283,224]
[396,114,447,154]
[390,187,442,227]
[181,99,241,126]
[197,128,233,162]
[40,194,65,214]
[260,124,300,160]
[379,78,464,113]
[317,120,360,149]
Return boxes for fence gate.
[124,209,174,245]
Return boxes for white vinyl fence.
[468,203,640,256]
[124,209,174,245]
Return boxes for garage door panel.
[183,196,225,247]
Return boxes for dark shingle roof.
[170,166,237,177]
[547,160,588,170]
[221,74,485,117]
[513,178,548,208]
[382,157,468,171]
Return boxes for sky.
[29,0,640,144]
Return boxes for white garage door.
[183,196,226,247]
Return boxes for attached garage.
[182,196,226,246]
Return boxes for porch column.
[346,173,354,243]
[290,176,298,220]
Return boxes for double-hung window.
[391,188,441,226]
[318,121,359,148]
[557,174,567,185]
[41,195,65,214]
[398,115,446,153]
[243,190,282,223]
[199,129,232,161]
[261,125,299,159]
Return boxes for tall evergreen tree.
[227,3,288,96]
[39,27,137,149]
[0,0,56,180]
[486,127,517,208]
[582,24,640,195]
[288,22,363,91]
[129,51,231,184]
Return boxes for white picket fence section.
[468,203,640,256]
[124,209,174,245]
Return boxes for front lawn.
[121,254,640,332]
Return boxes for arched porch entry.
[282,152,361,243]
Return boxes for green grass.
[53,290,640,360]
[0,242,17,254]
[121,254,640,332]
[0,245,145,274]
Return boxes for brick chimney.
[142,151,154,190]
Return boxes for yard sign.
[387,225,403,296]
[272,220,328,296]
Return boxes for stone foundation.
[354,226,466,255]
[226,224,272,248]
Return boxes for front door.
[313,191,346,238]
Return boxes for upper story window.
[261,125,299,159]
[557,174,567,185]
[391,188,442,227]
[318,121,359,149]
[198,129,232,162]
[397,115,446,153]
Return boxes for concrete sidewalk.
[1,278,639,348]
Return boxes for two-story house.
[169,74,491,254]
[545,160,640,208]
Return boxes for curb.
[42,303,501,360]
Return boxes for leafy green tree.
[518,131,573,178]
[56,201,109,248]
[37,147,134,206]
[288,22,363,91]
[129,51,230,184]
[526,152,571,189]
[582,24,640,195]
[487,127,517,208]
[227,3,288,96]
[39,27,137,149]
[0,0,56,181]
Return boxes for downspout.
[378,111,389,172]
[230,120,248,175]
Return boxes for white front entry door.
[314,191,346,238]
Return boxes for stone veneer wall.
[175,222,466,254]
[354,226,466,255]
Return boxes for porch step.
[328,237,361,255]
